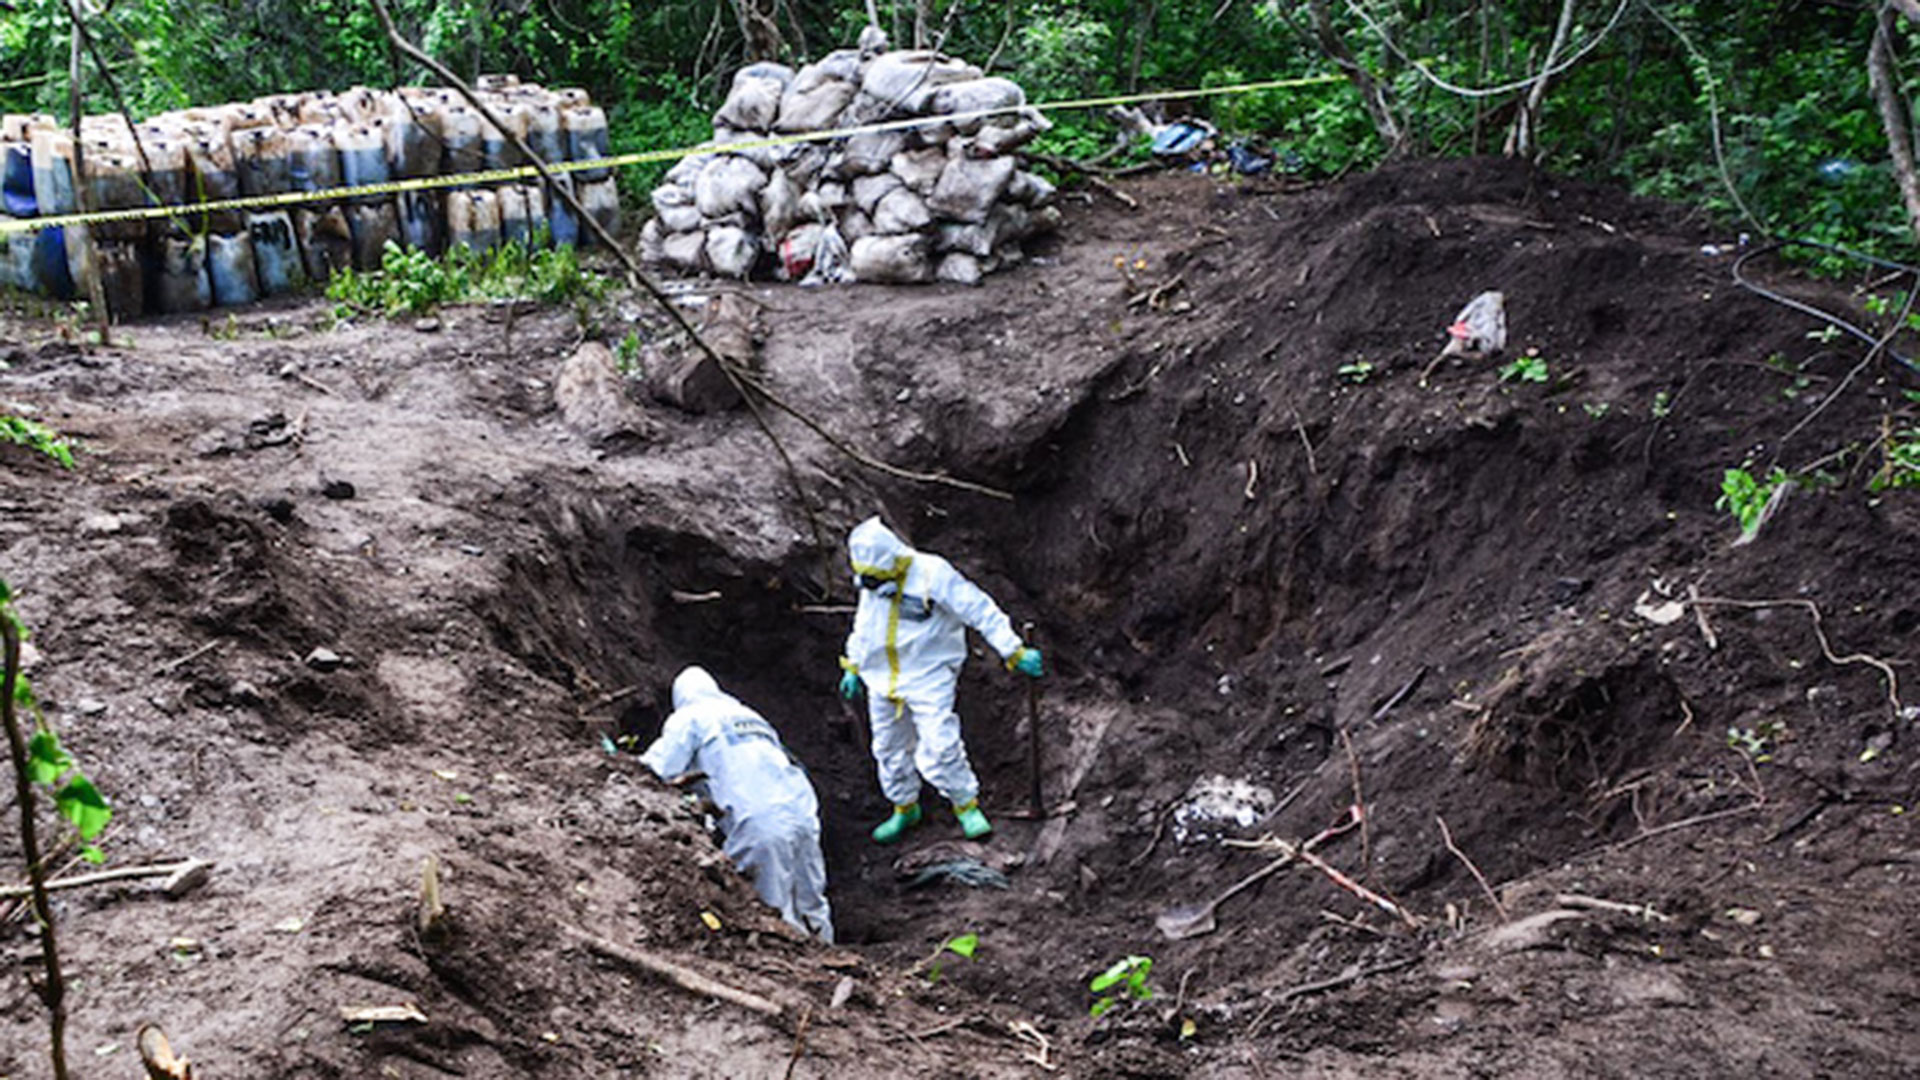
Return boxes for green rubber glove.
[838,669,863,699]
[1012,646,1044,678]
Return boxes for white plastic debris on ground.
[643,30,1060,285]
[1171,775,1278,844]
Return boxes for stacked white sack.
[641,37,1060,285]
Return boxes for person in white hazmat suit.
[837,516,1045,844]
[640,666,834,943]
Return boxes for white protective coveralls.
[640,666,834,943]
[841,517,1024,808]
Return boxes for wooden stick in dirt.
[1276,956,1419,1004]
[0,858,212,901]
[1295,847,1420,928]
[1436,815,1508,923]
[781,1004,812,1080]
[1554,892,1670,923]
[1023,621,1044,818]
[562,925,786,1017]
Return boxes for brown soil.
[3,157,1918,1078]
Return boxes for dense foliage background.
[0,0,1913,266]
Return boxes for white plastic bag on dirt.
[936,251,982,286]
[760,168,803,239]
[715,62,794,132]
[1005,169,1056,207]
[802,222,855,286]
[661,229,709,272]
[775,81,856,133]
[1171,775,1277,844]
[850,233,931,283]
[851,172,904,215]
[889,146,947,194]
[925,77,1026,134]
[706,225,759,279]
[694,155,768,220]
[861,51,982,111]
[927,152,1015,223]
[1441,290,1507,359]
[651,184,702,233]
[872,186,932,233]
[842,128,906,176]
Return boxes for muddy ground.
[2,157,1918,1078]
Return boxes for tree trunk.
[1505,0,1576,158]
[1870,8,1920,246]
[1302,0,1405,154]
[730,0,784,61]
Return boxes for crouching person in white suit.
[640,666,834,943]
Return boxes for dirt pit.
[3,157,1919,1078]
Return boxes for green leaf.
[26,729,73,785]
[55,775,111,840]
[1091,955,1150,994]
[79,845,105,865]
[943,933,979,959]
[0,577,12,603]
[1090,997,1116,1018]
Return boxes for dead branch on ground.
[1554,892,1671,923]
[562,925,787,1017]
[1690,595,1904,719]
[0,857,211,901]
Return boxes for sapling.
[1717,465,1791,537]
[1337,359,1375,384]
[1498,355,1548,383]
[2,578,113,1080]
[1089,954,1155,1017]
[923,931,979,982]
[1,413,76,468]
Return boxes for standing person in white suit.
[836,516,1045,844]
[640,666,834,943]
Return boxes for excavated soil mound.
[2,157,1917,1078]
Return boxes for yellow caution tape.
[0,72,1345,236]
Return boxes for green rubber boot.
[871,803,923,845]
[954,800,993,840]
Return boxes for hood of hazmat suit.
[642,666,819,826]
[842,516,1022,702]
